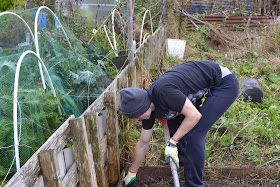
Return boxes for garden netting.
[0,7,112,183]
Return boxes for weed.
[120,20,280,172]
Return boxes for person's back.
[120,60,239,187]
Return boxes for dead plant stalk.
[231,114,257,145]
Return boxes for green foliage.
[204,46,280,167]
[0,12,113,181]
[0,0,13,11]
[183,25,211,52]
[36,30,111,115]
[0,89,67,180]
[61,13,94,44]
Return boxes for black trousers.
[168,74,239,187]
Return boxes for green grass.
[120,22,280,171]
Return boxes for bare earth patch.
[134,166,279,187]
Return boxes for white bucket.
[166,38,186,59]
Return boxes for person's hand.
[165,138,179,169]
[124,169,137,186]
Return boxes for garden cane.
[159,118,180,187]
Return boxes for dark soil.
[134,167,280,187]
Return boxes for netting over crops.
[0,0,164,182]
[0,7,111,183]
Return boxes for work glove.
[124,169,137,186]
[165,137,179,169]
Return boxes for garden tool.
[159,118,180,187]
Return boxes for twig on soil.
[261,157,280,167]
[231,115,257,145]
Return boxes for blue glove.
[124,169,137,186]
[165,138,179,169]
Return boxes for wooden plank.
[5,115,74,187]
[128,66,136,87]
[117,77,128,91]
[137,50,144,87]
[87,144,98,187]
[104,92,120,185]
[33,176,44,187]
[63,146,75,171]
[62,162,78,187]
[100,135,108,166]
[84,114,107,187]
[70,117,97,187]
[134,57,143,88]
[100,136,109,186]
[38,149,63,187]
[57,150,66,179]
[144,38,151,70]
[142,46,151,88]
[104,164,109,187]
[151,35,155,67]
[98,109,107,140]
[117,77,128,110]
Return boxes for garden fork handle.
[163,125,180,187]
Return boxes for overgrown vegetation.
[120,8,280,185]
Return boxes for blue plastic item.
[34,11,46,27]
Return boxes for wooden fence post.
[38,149,62,187]
[70,118,98,187]
[84,114,108,187]
[104,92,120,185]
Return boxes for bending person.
[120,61,239,187]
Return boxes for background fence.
[184,0,280,16]
[184,15,274,30]
[5,26,165,187]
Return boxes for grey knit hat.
[120,87,151,118]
